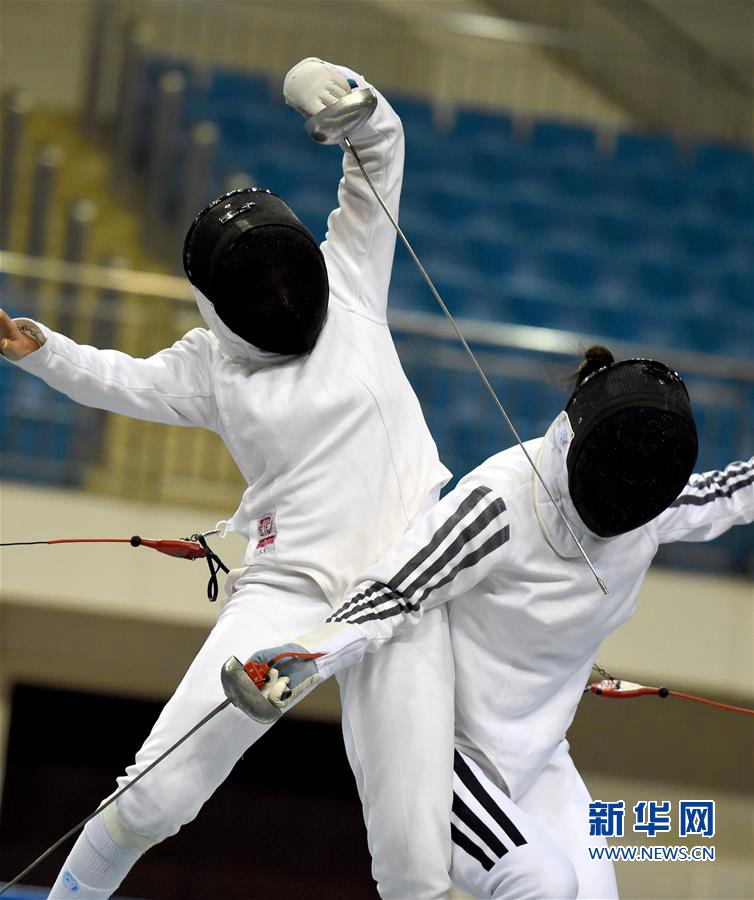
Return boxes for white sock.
[48,812,142,899]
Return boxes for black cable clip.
[190,533,230,602]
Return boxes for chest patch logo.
[255,512,277,553]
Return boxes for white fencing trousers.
[450,749,578,899]
[450,743,618,900]
[516,741,619,900]
[113,569,333,841]
[338,604,455,899]
[112,562,456,900]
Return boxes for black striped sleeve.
[327,484,509,627]
[671,459,754,508]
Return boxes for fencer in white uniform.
[249,347,754,899]
[0,58,455,899]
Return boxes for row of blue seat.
[283,186,751,338]
[389,274,752,358]
[287,183,749,261]
[214,155,752,243]
[132,57,753,359]
[207,121,752,222]
[167,62,754,179]
[137,57,754,255]
[142,58,754,216]
[285,184,750,274]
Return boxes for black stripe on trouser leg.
[451,824,495,872]
[329,486,495,622]
[453,792,508,859]
[454,750,526,848]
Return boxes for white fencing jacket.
[12,67,450,606]
[313,411,753,798]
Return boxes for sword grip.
[242,651,323,689]
[243,660,271,689]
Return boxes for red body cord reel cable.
[589,678,753,716]
[0,534,229,600]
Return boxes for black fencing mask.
[565,359,698,537]
[183,188,329,355]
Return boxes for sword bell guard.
[221,656,282,724]
[304,87,378,144]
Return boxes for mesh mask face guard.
[183,188,329,355]
[565,359,698,537]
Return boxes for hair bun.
[576,345,614,386]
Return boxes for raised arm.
[655,456,754,543]
[243,481,511,707]
[1,309,219,429]
[284,58,404,321]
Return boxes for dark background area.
[0,685,376,900]
[2,680,751,898]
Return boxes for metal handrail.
[2,251,752,383]
[0,251,191,301]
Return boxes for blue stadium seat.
[623,168,692,211]
[673,212,735,260]
[676,309,734,354]
[453,107,514,143]
[501,187,570,236]
[281,186,336,243]
[407,171,492,221]
[499,274,576,331]
[692,142,754,180]
[613,132,680,170]
[390,258,445,315]
[582,198,656,248]
[698,179,754,223]
[192,100,299,148]
[410,254,487,316]
[543,158,613,201]
[207,68,273,104]
[460,233,518,282]
[403,127,469,181]
[393,204,433,238]
[390,93,437,131]
[466,136,528,186]
[0,370,85,487]
[633,254,693,302]
[536,244,605,291]
[532,119,597,160]
[715,267,754,312]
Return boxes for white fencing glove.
[246,642,321,708]
[245,621,363,709]
[283,57,354,119]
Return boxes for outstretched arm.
[1,309,219,430]
[247,480,510,706]
[655,456,754,543]
[284,57,404,321]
